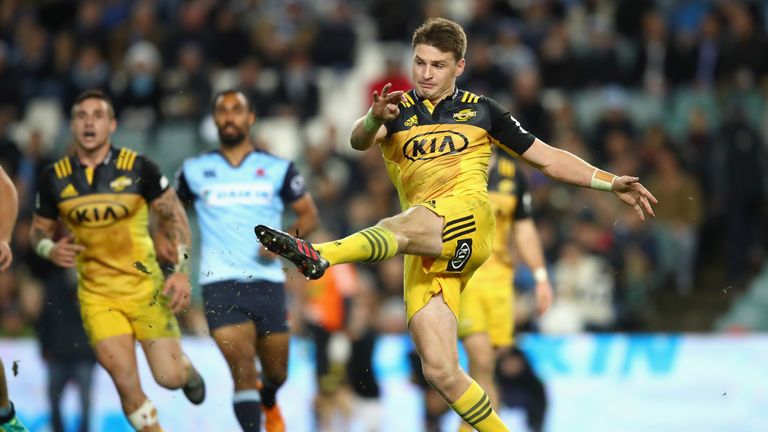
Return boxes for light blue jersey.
[176,149,307,285]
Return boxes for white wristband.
[533,267,549,283]
[590,169,616,192]
[35,238,55,259]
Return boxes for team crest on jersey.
[110,176,133,192]
[403,130,469,161]
[447,239,473,272]
[453,109,477,122]
[404,115,418,127]
[60,184,78,198]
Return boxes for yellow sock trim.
[450,381,508,432]
[315,226,398,266]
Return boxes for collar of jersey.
[410,87,460,102]
[72,146,114,167]
[213,147,260,168]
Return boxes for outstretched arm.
[350,83,402,151]
[150,188,192,313]
[521,139,658,220]
[0,167,18,271]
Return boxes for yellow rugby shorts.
[458,263,515,347]
[79,274,180,345]
[404,195,495,322]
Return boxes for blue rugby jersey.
[176,149,306,284]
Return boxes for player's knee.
[265,369,287,387]
[231,361,260,386]
[376,218,409,249]
[152,368,187,390]
[110,369,141,393]
[468,356,495,380]
[421,360,461,391]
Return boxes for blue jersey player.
[176,90,318,432]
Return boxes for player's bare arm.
[285,194,319,238]
[150,187,192,314]
[521,139,658,221]
[513,218,553,315]
[350,83,403,151]
[0,167,18,271]
[30,216,85,268]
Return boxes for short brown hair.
[412,17,467,62]
[72,89,115,119]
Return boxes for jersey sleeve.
[34,166,59,219]
[279,162,307,204]
[514,168,533,220]
[174,165,195,205]
[486,97,536,156]
[137,155,170,203]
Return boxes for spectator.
[543,241,616,333]
[273,51,319,122]
[458,38,510,100]
[367,55,411,106]
[109,0,167,68]
[35,265,95,432]
[714,106,768,284]
[64,44,111,111]
[210,5,250,68]
[113,41,163,129]
[235,56,277,118]
[161,43,211,122]
[311,1,357,71]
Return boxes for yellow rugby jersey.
[381,88,535,209]
[486,151,533,268]
[35,147,169,299]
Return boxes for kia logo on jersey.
[403,130,469,161]
[67,201,130,228]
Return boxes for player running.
[0,166,28,432]
[176,89,318,432]
[457,152,552,431]
[256,18,656,431]
[30,90,205,432]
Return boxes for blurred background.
[0,0,767,431]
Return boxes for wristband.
[533,267,549,283]
[363,109,383,133]
[35,238,55,259]
[174,244,190,274]
[590,169,617,192]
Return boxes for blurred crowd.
[1,0,768,345]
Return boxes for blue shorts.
[202,280,288,335]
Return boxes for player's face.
[70,98,116,152]
[213,93,255,147]
[412,44,465,102]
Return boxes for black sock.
[233,391,261,432]
[260,382,278,408]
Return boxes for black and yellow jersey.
[35,147,169,299]
[486,151,532,268]
[382,88,535,209]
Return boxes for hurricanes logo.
[403,131,469,161]
[404,115,418,127]
[110,176,133,192]
[67,200,130,227]
[447,239,473,272]
[453,109,477,122]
